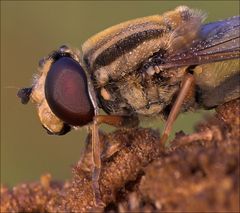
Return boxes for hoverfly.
[17,6,240,206]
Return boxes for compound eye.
[45,57,95,126]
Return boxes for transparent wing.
[160,16,240,69]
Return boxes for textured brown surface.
[1,129,161,212]
[1,99,239,212]
[108,99,240,212]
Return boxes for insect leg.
[91,115,138,206]
[160,73,195,146]
[92,118,102,206]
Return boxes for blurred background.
[1,1,239,187]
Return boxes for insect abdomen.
[194,59,240,108]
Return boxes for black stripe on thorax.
[92,28,165,69]
[85,21,164,62]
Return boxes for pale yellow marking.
[100,87,111,101]
[194,66,203,74]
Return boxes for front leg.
[91,115,139,206]
[92,117,102,206]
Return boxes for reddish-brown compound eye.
[45,57,95,126]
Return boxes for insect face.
[18,47,97,135]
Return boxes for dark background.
[1,1,239,186]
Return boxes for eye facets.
[45,57,95,126]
